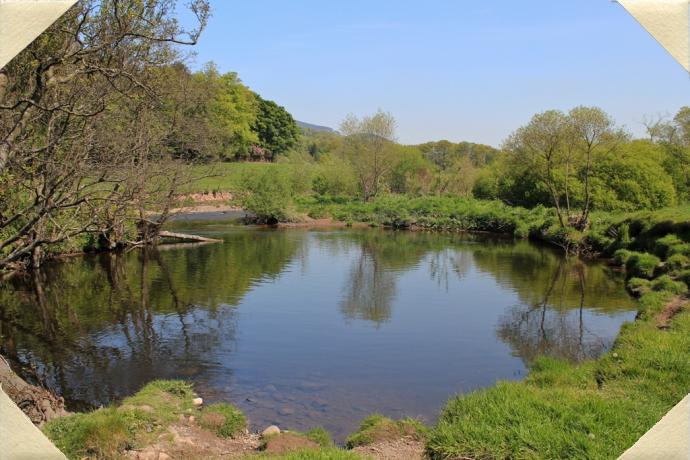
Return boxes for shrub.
[665,253,690,272]
[654,234,684,258]
[627,278,651,296]
[625,252,660,279]
[240,168,293,224]
[613,249,632,266]
[667,243,690,258]
[199,403,247,438]
[676,269,690,286]
[650,275,688,295]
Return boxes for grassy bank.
[426,211,690,459]
[37,167,690,459]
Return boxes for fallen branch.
[157,230,222,244]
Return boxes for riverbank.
[3,199,690,459]
[35,378,426,459]
[21,280,688,459]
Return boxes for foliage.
[625,252,660,279]
[252,96,301,159]
[311,154,358,197]
[650,275,687,294]
[340,110,398,201]
[0,0,210,270]
[627,277,651,296]
[240,168,294,224]
[665,253,690,272]
[613,249,632,266]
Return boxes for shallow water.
[0,225,636,440]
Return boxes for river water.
[0,224,636,440]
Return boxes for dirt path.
[351,436,427,460]
[656,296,687,329]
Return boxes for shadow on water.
[0,227,635,439]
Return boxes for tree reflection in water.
[0,249,242,409]
[0,228,633,415]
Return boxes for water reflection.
[0,227,635,437]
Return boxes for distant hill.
[297,121,336,134]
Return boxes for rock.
[192,397,203,407]
[262,425,281,437]
[158,454,171,460]
[188,415,195,423]
[278,406,294,416]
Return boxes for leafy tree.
[500,107,625,228]
[589,140,676,210]
[206,68,259,160]
[340,110,398,201]
[251,96,301,160]
[0,0,210,269]
[503,110,571,227]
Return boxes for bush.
[613,249,632,266]
[627,278,651,296]
[676,269,690,286]
[650,275,688,295]
[625,252,660,279]
[665,253,690,272]
[199,403,247,438]
[654,234,684,258]
[240,168,293,224]
[312,155,358,197]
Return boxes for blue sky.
[183,0,690,146]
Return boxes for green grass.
[43,380,196,459]
[345,415,427,448]
[199,402,247,438]
[625,252,661,279]
[426,225,690,460]
[246,449,366,459]
[303,427,335,448]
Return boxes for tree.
[251,96,300,160]
[0,0,210,270]
[566,106,624,228]
[589,140,676,211]
[340,110,398,201]
[502,107,624,229]
[504,110,570,227]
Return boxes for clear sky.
[183,0,690,146]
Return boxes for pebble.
[261,425,281,437]
[192,397,203,407]
[189,415,195,423]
